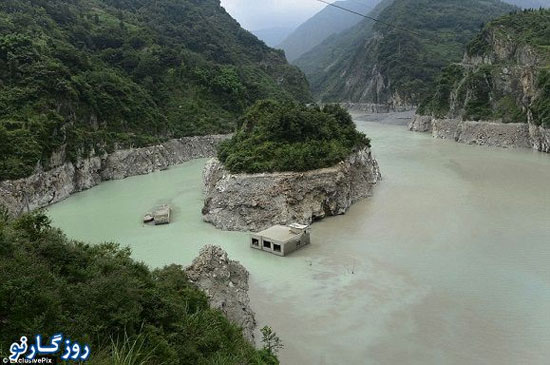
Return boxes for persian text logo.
[6,334,90,363]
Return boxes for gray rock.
[408,115,433,132]
[0,135,230,215]
[202,147,381,232]
[410,117,542,151]
[185,245,256,343]
[409,27,550,154]
[530,124,550,153]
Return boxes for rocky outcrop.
[202,147,381,232]
[413,11,550,153]
[0,135,229,215]
[409,115,433,132]
[185,245,256,343]
[530,124,550,153]
[409,117,546,150]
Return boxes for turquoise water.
[48,118,550,364]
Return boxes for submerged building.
[153,205,171,225]
[250,223,311,257]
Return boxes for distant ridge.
[295,0,517,107]
[278,0,381,62]
[252,27,295,47]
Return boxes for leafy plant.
[218,101,370,174]
[260,326,284,355]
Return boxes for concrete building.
[153,205,171,225]
[250,223,310,256]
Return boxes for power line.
[314,0,422,37]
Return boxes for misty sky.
[220,0,328,30]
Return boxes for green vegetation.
[296,0,516,104]
[0,0,311,181]
[417,64,465,117]
[421,9,550,125]
[217,101,369,174]
[279,0,379,62]
[532,69,550,127]
[0,210,278,364]
[468,8,550,57]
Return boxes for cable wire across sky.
[314,0,423,37]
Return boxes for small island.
[202,101,381,232]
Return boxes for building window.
[252,238,259,246]
[263,240,272,249]
[273,244,281,252]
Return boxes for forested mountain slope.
[0,0,311,180]
[419,9,550,128]
[295,0,516,107]
[278,0,381,62]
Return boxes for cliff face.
[414,9,550,152]
[185,245,256,343]
[202,148,381,232]
[0,135,229,215]
[295,0,514,106]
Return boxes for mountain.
[418,9,550,129]
[295,0,517,108]
[294,0,394,99]
[0,0,311,181]
[502,0,550,8]
[252,27,295,47]
[278,0,382,62]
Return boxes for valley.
[47,112,550,364]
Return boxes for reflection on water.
[48,116,550,365]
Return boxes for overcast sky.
[220,0,328,30]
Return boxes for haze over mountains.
[251,27,295,47]
[278,0,382,62]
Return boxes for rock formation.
[409,116,535,149]
[412,10,550,153]
[202,147,381,232]
[185,245,256,343]
[0,135,229,215]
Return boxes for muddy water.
[48,114,550,364]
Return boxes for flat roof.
[255,225,299,243]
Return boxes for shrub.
[218,101,370,174]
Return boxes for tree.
[261,326,284,355]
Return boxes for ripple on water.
[48,117,550,365]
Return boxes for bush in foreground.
[0,210,277,364]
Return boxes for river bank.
[0,135,229,215]
[47,113,550,364]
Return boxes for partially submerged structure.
[153,205,171,225]
[144,205,171,225]
[250,223,310,257]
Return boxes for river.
[48,113,550,364]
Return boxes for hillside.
[278,0,381,62]
[0,0,311,181]
[0,211,278,363]
[295,0,516,107]
[418,8,550,129]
